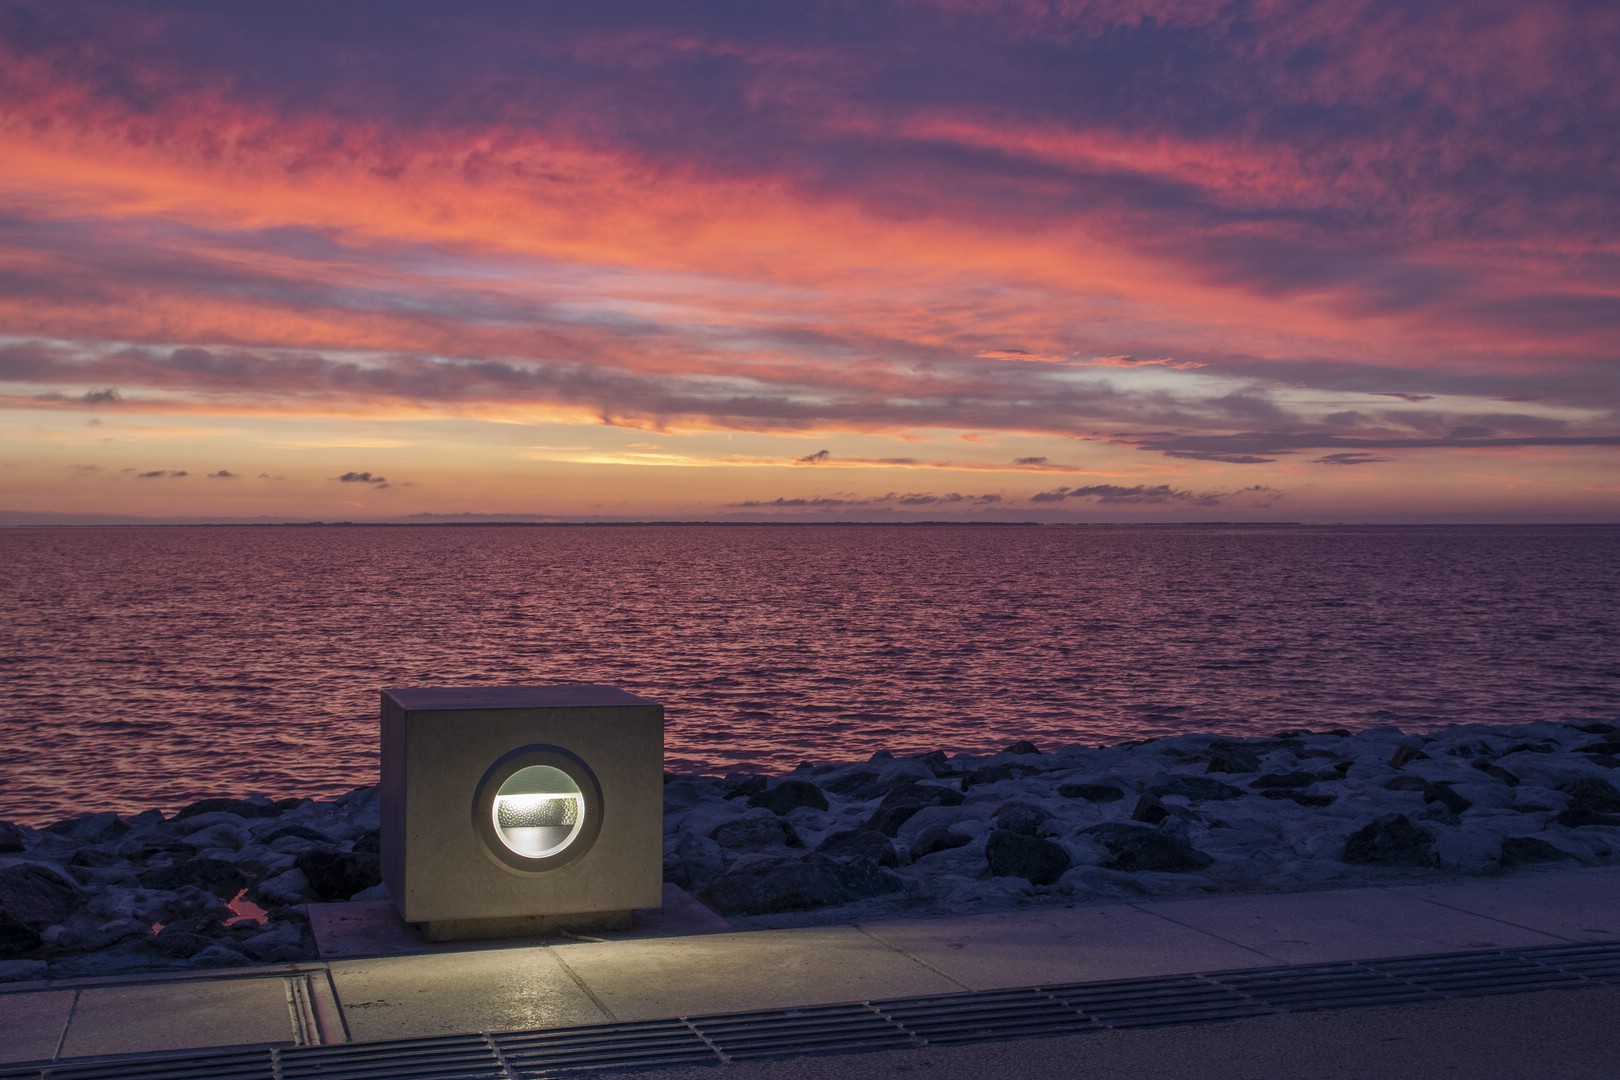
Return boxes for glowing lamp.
[380,685,663,941]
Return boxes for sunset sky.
[2,0,1617,524]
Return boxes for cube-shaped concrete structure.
[380,685,663,940]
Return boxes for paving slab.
[310,885,729,959]
[551,925,960,1020]
[1391,867,1620,941]
[1135,885,1570,965]
[0,988,72,1064]
[859,903,1273,990]
[327,945,609,1042]
[58,974,298,1059]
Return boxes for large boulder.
[1342,814,1436,866]
[698,855,903,917]
[710,816,802,850]
[815,828,899,867]
[1057,783,1125,803]
[294,851,381,901]
[747,780,829,816]
[1148,777,1246,802]
[0,862,85,930]
[173,797,282,821]
[1083,824,1213,873]
[138,858,247,899]
[865,783,965,836]
[985,830,1070,885]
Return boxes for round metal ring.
[472,744,604,874]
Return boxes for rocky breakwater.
[664,720,1620,926]
[0,788,382,982]
[4,719,1620,981]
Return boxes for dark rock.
[261,824,338,846]
[1260,790,1336,808]
[963,764,1017,790]
[865,783,965,836]
[1505,741,1556,755]
[913,751,953,777]
[710,816,802,850]
[44,812,129,843]
[68,846,124,869]
[1560,777,1620,814]
[1578,742,1620,757]
[1588,756,1620,769]
[722,775,768,800]
[1500,836,1575,867]
[1423,782,1473,815]
[1389,744,1429,769]
[1317,761,1353,780]
[1131,795,1170,825]
[138,858,247,899]
[662,835,724,894]
[1551,807,1620,828]
[815,828,899,867]
[992,802,1051,836]
[1249,772,1317,790]
[985,830,1070,885]
[351,830,381,855]
[1148,777,1245,802]
[1342,814,1436,866]
[747,780,829,816]
[1384,776,1431,792]
[0,863,84,929]
[1471,760,1521,786]
[822,770,882,797]
[1577,723,1620,735]
[909,827,972,859]
[1200,747,1263,774]
[1003,741,1042,756]
[0,917,42,956]
[697,855,903,917]
[1058,783,1126,804]
[1084,824,1213,873]
[172,797,281,821]
[0,823,28,854]
[152,930,219,959]
[294,850,381,901]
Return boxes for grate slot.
[280,1034,506,1080]
[498,1019,717,1074]
[879,988,1097,1045]
[1049,975,1273,1028]
[694,1004,917,1059]
[1213,964,1442,1011]
[1516,942,1620,982]
[36,1049,276,1080]
[1366,954,1587,997]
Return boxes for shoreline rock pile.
[4,719,1618,982]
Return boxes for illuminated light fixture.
[380,685,663,941]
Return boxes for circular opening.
[473,745,603,874]
[493,765,585,859]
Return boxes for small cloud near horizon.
[1030,483,1280,507]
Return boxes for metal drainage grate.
[11,939,1620,1080]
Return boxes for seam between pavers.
[49,989,78,1063]
[1120,903,1289,967]
[1392,888,1593,943]
[851,923,975,993]
[545,944,622,1024]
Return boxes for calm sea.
[3,524,1617,825]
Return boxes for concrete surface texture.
[1,864,1618,1074]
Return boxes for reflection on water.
[3,524,1616,823]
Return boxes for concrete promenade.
[3,866,1618,1077]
